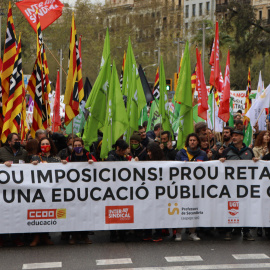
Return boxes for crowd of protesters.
[0,110,269,247]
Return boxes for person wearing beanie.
[130,132,147,161]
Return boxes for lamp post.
[173,38,185,72]
[198,22,212,72]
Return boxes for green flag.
[124,38,147,141]
[100,28,110,69]
[229,97,234,127]
[159,56,173,137]
[138,105,148,126]
[170,99,181,133]
[83,30,111,147]
[100,61,128,159]
[146,98,160,132]
[193,104,205,123]
[175,41,193,149]
[65,109,85,135]
[243,122,252,146]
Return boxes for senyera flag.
[16,0,64,32]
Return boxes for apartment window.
[199,3,203,16]
[268,9,270,23]
[206,1,210,15]
[178,0,181,6]
[259,10,262,20]
[185,5,189,18]
[185,22,188,34]
[192,4,196,16]
[155,28,160,38]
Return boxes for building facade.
[183,0,216,35]
[252,0,270,22]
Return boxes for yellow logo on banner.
[57,209,66,219]
[168,203,179,215]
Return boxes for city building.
[252,0,270,22]
[182,0,216,35]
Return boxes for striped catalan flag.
[20,79,28,142]
[152,67,160,99]
[1,34,23,143]
[0,76,3,136]
[244,67,251,125]
[191,64,197,99]
[64,13,84,126]
[30,53,44,139]
[1,2,17,116]
[120,51,126,90]
[36,10,51,129]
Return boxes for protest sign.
[1,161,270,233]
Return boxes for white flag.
[246,84,270,128]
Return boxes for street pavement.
[2,229,270,270]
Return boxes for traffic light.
[166,79,172,91]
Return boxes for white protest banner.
[230,90,257,113]
[1,160,270,233]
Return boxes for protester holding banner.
[31,137,61,164]
[30,137,62,246]
[175,133,207,241]
[65,138,94,165]
[253,131,270,159]
[107,139,129,242]
[61,137,93,244]
[0,133,28,166]
[143,142,165,242]
[220,129,258,241]
[0,133,28,247]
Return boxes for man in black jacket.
[0,133,28,247]
[220,129,258,241]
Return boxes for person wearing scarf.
[175,133,208,242]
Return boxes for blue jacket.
[175,148,208,161]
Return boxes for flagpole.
[111,118,113,151]
[46,100,49,128]
[213,89,216,145]
[160,115,162,142]
[72,119,74,140]
[44,43,67,76]
[255,109,265,125]
[221,121,224,146]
